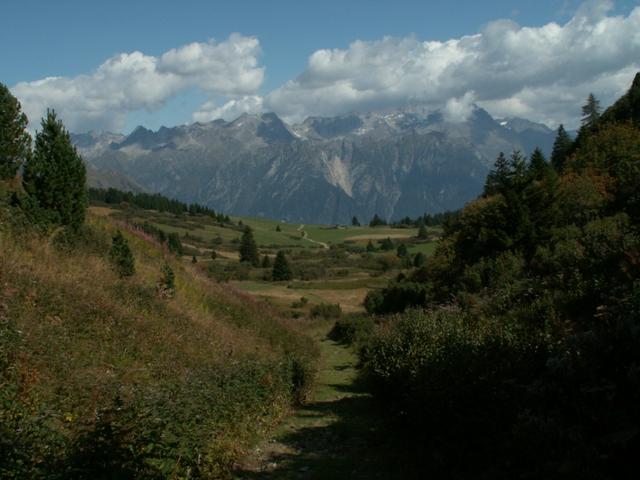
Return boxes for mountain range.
[73,106,557,224]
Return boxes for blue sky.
[2,0,639,133]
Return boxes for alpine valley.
[73,107,556,224]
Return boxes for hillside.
[73,107,555,224]
[0,184,317,478]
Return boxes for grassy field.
[90,205,441,314]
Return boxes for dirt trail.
[297,225,329,249]
[234,326,412,479]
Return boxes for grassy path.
[234,325,413,479]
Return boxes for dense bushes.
[360,308,640,477]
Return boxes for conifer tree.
[581,93,601,130]
[211,250,217,260]
[109,230,135,278]
[417,223,428,240]
[380,237,394,251]
[369,214,386,227]
[528,148,551,180]
[413,252,426,267]
[352,216,360,226]
[484,152,510,196]
[396,243,408,257]
[22,110,87,229]
[262,254,271,268]
[0,82,31,180]
[272,250,292,281]
[550,124,572,172]
[366,240,376,252]
[239,226,260,266]
[276,224,282,232]
[191,255,197,263]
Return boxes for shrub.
[329,316,375,345]
[310,303,342,319]
[108,230,135,278]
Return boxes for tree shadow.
[234,374,423,479]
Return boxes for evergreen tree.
[211,250,217,260]
[108,230,135,278]
[369,214,387,227]
[380,237,394,251]
[157,263,175,298]
[527,148,552,181]
[417,223,428,240]
[276,224,282,232]
[581,93,601,130]
[352,216,360,226]
[0,82,31,180]
[272,250,292,281]
[484,152,510,196]
[191,255,197,263]
[413,252,427,267]
[167,232,183,255]
[550,124,573,172]
[22,110,87,229]
[396,243,408,257]
[366,240,376,252]
[261,254,271,268]
[239,226,260,266]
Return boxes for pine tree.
[369,214,386,227]
[276,224,282,232]
[191,255,197,263]
[581,93,601,130]
[211,250,217,260]
[352,216,360,226]
[413,252,427,267]
[417,223,428,240]
[272,250,292,281]
[261,254,271,268]
[239,226,260,266]
[0,82,31,180]
[23,110,87,229]
[396,243,408,257]
[550,124,573,172]
[528,148,552,181]
[484,152,510,196]
[366,240,376,252]
[108,230,135,278]
[380,237,394,251]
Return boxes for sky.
[2,0,639,133]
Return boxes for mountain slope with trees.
[353,73,640,478]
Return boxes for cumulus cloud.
[265,2,640,127]
[12,33,263,132]
[193,95,264,122]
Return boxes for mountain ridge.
[73,106,556,223]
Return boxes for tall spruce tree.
[239,226,260,266]
[417,222,428,240]
[484,152,510,196]
[0,83,31,180]
[352,216,360,226]
[23,110,87,229]
[528,148,552,180]
[272,250,292,281]
[581,93,601,130]
[550,124,572,172]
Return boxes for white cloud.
[11,34,264,132]
[265,3,640,127]
[443,91,477,123]
[193,95,264,122]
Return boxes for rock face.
[73,107,555,224]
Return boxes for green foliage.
[369,213,387,227]
[379,237,394,251]
[413,252,426,268]
[157,263,175,298]
[366,240,376,252]
[239,226,260,266]
[351,215,360,226]
[261,254,271,268]
[550,124,572,172]
[22,110,87,230]
[329,316,375,345]
[108,230,135,277]
[417,222,428,239]
[310,303,342,319]
[0,82,31,180]
[357,75,640,477]
[272,250,292,281]
[396,243,408,257]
